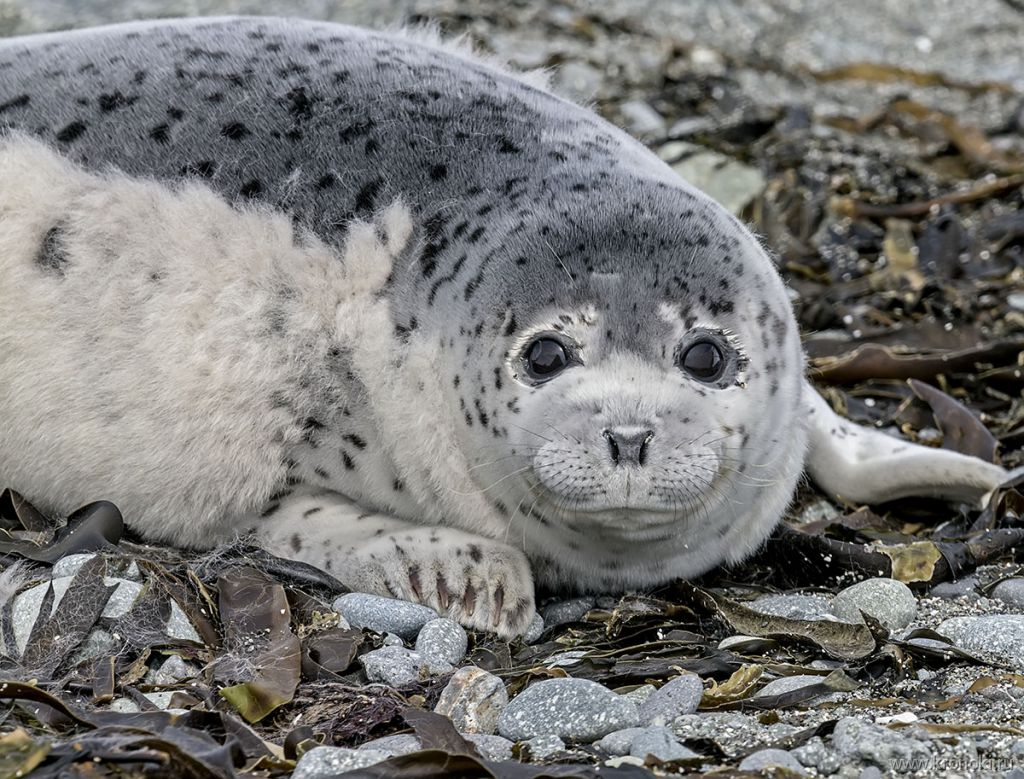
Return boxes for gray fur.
[0,18,1005,636]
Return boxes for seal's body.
[0,18,1004,635]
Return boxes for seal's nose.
[603,428,654,467]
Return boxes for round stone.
[498,678,640,742]
[639,672,704,724]
[937,615,1024,669]
[629,727,698,761]
[333,593,437,641]
[750,594,835,622]
[992,579,1024,609]
[754,674,844,704]
[462,734,513,762]
[738,748,807,774]
[522,614,545,644]
[357,734,421,756]
[434,666,508,734]
[522,734,565,759]
[541,597,595,628]
[292,747,391,779]
[596,728,646,756]
[359,645,429,686]
[415,618,468,669]
[832,578,917,631]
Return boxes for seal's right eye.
[523,337,570,381]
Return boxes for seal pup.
[0,17,1006,636]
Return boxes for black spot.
[303,507,322,518]
[55,121,87,143]
[220,121,250,140]
[339,119,375,143]
[290,534,303,552]
[342,451,355,470]
[468,544,483,563]
[180,160,217,178]
[342,433,367,450]
[35,225,68,276]
[428,163,447,181]
[503,315,517,336]
[282,85,316,121]
[497,136,520,154]
[316,173,337,189]
[353,178,383,215]
[149,123,171,143]
[0,94,29,113]
[97,91,136,112]
[393,479,405,492]
[314,467,330,480]
[239,179,263,198]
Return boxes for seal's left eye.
[679,340,724,382]
[524,338,570,381]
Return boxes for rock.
[753,674,844,704]
[1008,292,1024,312]
[792,737,844,774]
[359,645,429,686]
[661,142,765,216]
[738,748,807,774]
[639,672,703,724]
[619,685,656,707]
[166,601,202,643]
[938,615,1024,669]
[357,734,421,756]
[292,747,391,779]
[718,635,766,651]
[382,632,404,646]
[435,666,508,734]
[522,614,545,644]
[109,697,140,713]
[551,61,603,103]
[101,578,144,619]
[142,691,176,709]
[498,678,640,742]
[463,733,514,762]
[596,728,646,756]
[832,578,917,631]
[830,717,931,769]
[334,593,437,641]
[929,576,978,599]
[522,734,565,759]
[415,618,467,669]
[858,767,884,779]
[992,579,1024,609]
[750,593,835,622]
[629,727,698,761]
[51,553,99,578]
[618,100,666,138]
[541,597,595,628]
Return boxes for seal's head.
[433,177,807,591]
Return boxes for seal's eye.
[524,337,570,381]
[679,340,724,382]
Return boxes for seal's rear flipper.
[802,381,1007,506]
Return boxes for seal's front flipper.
[802,381,1006,506]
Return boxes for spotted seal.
[0,17,1005,636]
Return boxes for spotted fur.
[0,18,1006,636]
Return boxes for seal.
[0,17,1006,636]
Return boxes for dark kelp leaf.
[301,627,363,681]
[0,489,51,533]
[403,707,479,755]
[908,378,999,461]
[0,500,123,563]
[809,340,1024,384]
[0,729,51,779]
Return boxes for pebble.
[522,734,565,760]
[292,747,391,778]
[541,597,595,628]
[1008,292,1024,312]
[596,728,646,756]
[498,678,640,742]
[52,553,142,581]
[938,615,1024,669]
[357,734,421,756]
[792,737,844,774]
[463,733,514,762]
[619,685,656,707]
[832,578,918,631]
[738,748,807,774]
[830,717,932,768]
[664,142,765,216]
[618,99,666,138]
[359,645,429,686]
[929,576,978,599]
[750,593,835,622]
[992,579,1024,609]
[414,618,467,669]
[522,614,545,644]
[334,593,437,641]
[629,726,698,761]
[434,666,508,734]
[753,674,843,704]
[551,61,603,102]
[109,697,140,713]
[638,672,703,724]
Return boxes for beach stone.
[619,685,656,708]
[629,726,698,761]
[109,697,140,713]
[292,747,391,778]
[359,645,429,686]
[739,748,808,774]
[498,678,640,742]
[754,674,843,704]
[618,99,666,138]
[435,666,508,734]
[929,576,978,599]
[662,142,765,215]
[333,593,437,641]
[750,594,834,622]
[166,601,202,643]
[596,727,646,756]
[522,734,565,759]
[51,553,98,578]
[415,618,467,669]
[830,717,932,769]
[463,733,514,762]
[992,579,1024,609]
[357,734,420,756]
[938,615,1024,669]
[142,691,175,709]
[522,614,545,644]
[550,61,602,102]
[639,672,703,724]
[832,578,917,631]
[792,737,844,774]
[541,597,595,628]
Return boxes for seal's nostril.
[603,428,654,467]
[638,430,654,467]
[602,429,620,464]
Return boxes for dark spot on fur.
[290,534,303,552]
[0,94,30,113]
[303,507,322,518]
[342,451,355,470]
[180,160,217,178]
[35,225,68,276]
[97,91,136,112]
[316,173,337,189]
[55,120,87,143]
[353,178,383,215]
[342,434,367,450]
[429,163,447,181]
[149,123,171,143]
[220,121,250,140]
[239,179,263,198]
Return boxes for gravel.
[358,645,429,686]
[831,578,918,631]
[829,717,932,769]
[937,614,1024,669]
[638,672,704,724]
[738,748,807,774]
[434,666,508,734]
[333,593,437,641]
[498,678,640,742]
[414,618,467,669]
[292,747,392,778]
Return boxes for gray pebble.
[359,645,429,686]
[830,717,931,768]
[522,614,545,644]
[498,678,640,741]
[929,576,978,599]
[754,674,843,704]
[792,737,844,773]
[334,593,437,641]
[832,578,917,631]
[596,727,646,756]
[639,672,703,724]
[435,666,508,734]
[619,685,656,707]
[618,99,666,138]
[750,594,834,622]
[357,734,421,756]
[462,733,514,762]
[382,632,403,646]
[109,697,140,713]
[738,748,807,774]
[142,691,176,709]
[629,726,698,761]
[541,597,595,628]
[858,768,884,779]
[51,553,99,578]
[292,747,391,779]
[1008,292,1024,312]
[938,615,1024,669]
[992,579,1024,609]
[522,734,565,760]
[166,601,202,643]
[550,61,603,103]
[415,618,467,669]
